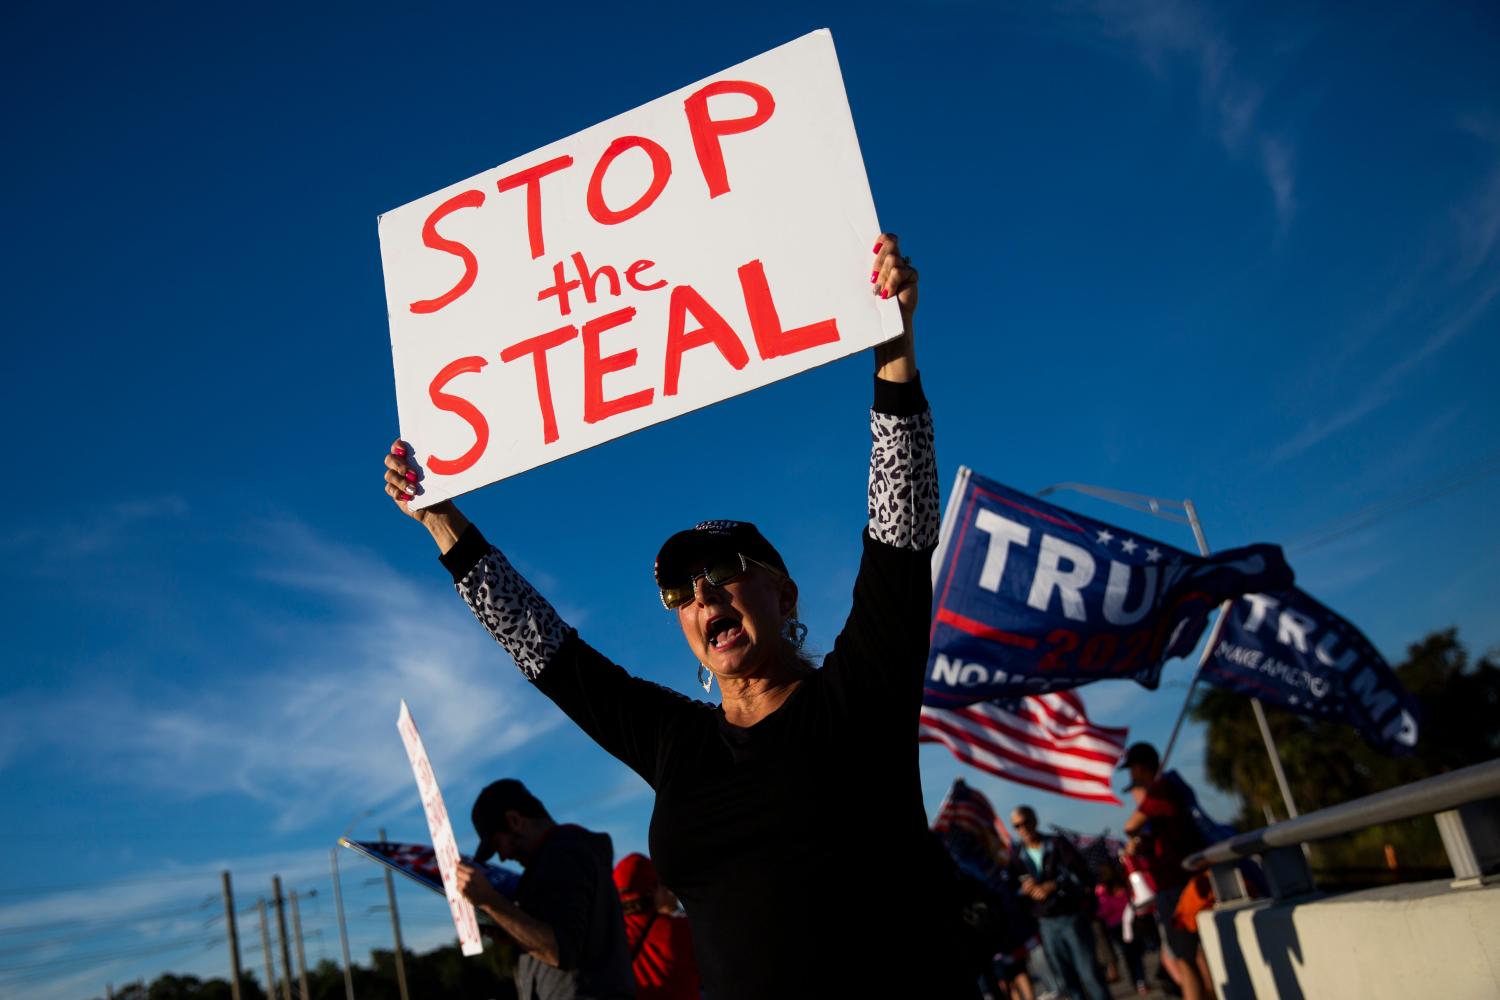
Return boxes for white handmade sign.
[379,29,901,507]
[396,700,484,957]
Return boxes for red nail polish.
[873,240,883,253]
[392,445,405,456]
[869,271,877,283]
[881,288,890,299]
[405,471,417,482]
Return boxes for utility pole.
[331,847,356,1000]
[290,890,311,1000]
[379,828,411,1000]
[257,899,277,1000]
[221,871,244,1000]
[272,876,295,1000]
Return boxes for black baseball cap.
[470,779,545,863]
[1118,742,1160,774]
[654,520,788,587]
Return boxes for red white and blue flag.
[932,777,1012,883]
[339,839,521,900]
[920,690,1129,804]
[927,467,1293,703]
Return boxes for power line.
[1285,453,1500,555]
[0,932,225,976]
[0,867,228,897]
[0,896,217,936]
[0,911,224,956]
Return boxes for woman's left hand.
[871,232,919,381]
[871,232,918,327]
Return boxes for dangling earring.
[697,663,714,694]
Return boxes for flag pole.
[1181,501,1300,819]
[1036,484,1300,817]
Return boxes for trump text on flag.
[379,30,902,507]
[926,468,1293,703]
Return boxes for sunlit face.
[675,558,796,681]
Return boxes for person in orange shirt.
[613,853,701,1000]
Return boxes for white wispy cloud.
[2,518,562,832]
[0,495,191,560]
[1270,270,1500,464]
[1268,114,1500,465]
[1079,0,1299,229]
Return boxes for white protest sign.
[379,29,901,508]
[396,700,484,957]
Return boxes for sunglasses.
[659,553,782,610]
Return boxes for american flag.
[933,778,1011,877]
[339,839,521,900]
[920,690,1128,805]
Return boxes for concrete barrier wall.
[1199,879,1500,999]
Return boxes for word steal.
[379,29,902,507]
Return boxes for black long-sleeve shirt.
[441,376,968,998]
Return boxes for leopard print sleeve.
[868,378,940,550]
[452,545,570,681]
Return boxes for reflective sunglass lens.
[660,586,694,609]
[660,555,749,609]
[703,556,745,587]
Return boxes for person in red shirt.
[613,853,701,1000]
[1121,742,1211,1000]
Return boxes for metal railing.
[1184,757,1500,905]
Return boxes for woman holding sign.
[382,235,969,998]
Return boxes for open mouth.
[706,614,745,651]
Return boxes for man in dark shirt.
[455,779,634,1000]
[1121,742,1210,1000]
[1007,805,1109,1000]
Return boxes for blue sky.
[3,1,1498,995]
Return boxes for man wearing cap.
[1120,743,1210,1000]
[454,778,634,1000]
[612,853,699,1000]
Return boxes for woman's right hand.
[383,439,428,519]
[384,439,471,552]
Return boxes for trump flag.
[1204,589,1419,754]
[926,467,1294,705]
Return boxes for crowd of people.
[957,747,1217,1000]
[384,235,1221,999]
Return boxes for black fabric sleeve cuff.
[439,523,491,583]
[873,373,928,417]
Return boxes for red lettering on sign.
[537,260,582,317]
[625,259,666,292]
[573,251,621,304]
[663,284,750,396]
[586,136,672,225]
[425,356,490,475]
[496,155,574,259]
[683,81,776,198]
[500,326,579,444]
[738,259,839,359]
[408,190,486,314]
[582,307,653,423]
